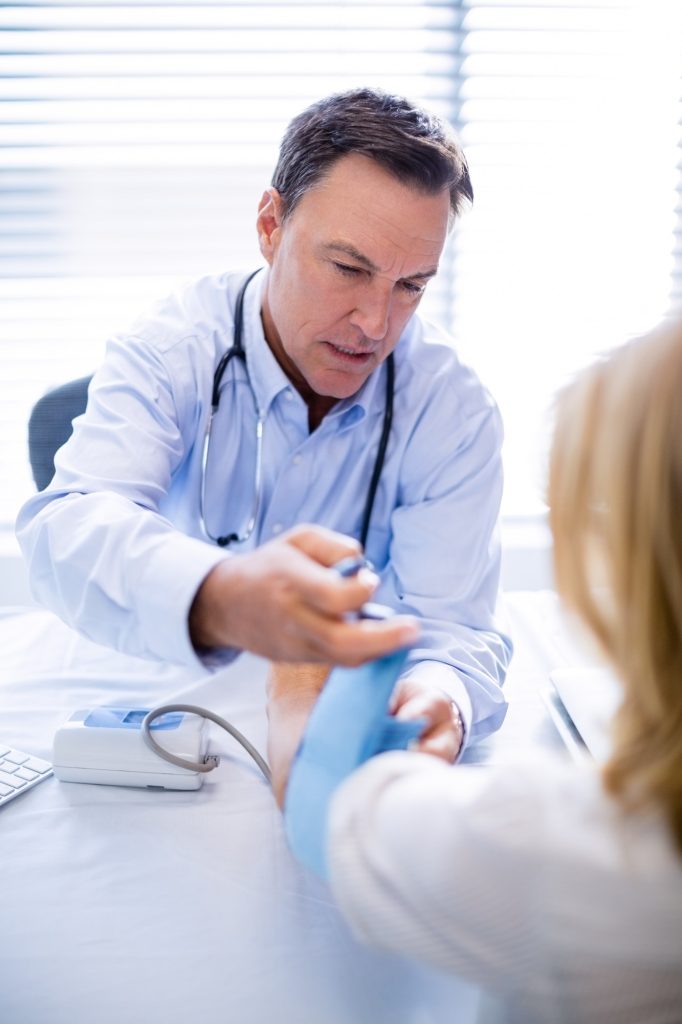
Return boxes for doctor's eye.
[399,277,428,296]
[333,262,364,279]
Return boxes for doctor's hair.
[271,88,473,222]
[549,318,682,855]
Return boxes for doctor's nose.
[349,287,392,341]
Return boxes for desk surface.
[0,592,592,1024]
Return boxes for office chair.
[28,376,93,491]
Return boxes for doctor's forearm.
[17,488,226,665]
[403,624,512,751]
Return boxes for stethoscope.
[199,269,395,549]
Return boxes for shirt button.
[284,390,294,401]
[272,523,283,535]
[292,454,302,466]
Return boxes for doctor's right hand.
[188,524,419,665]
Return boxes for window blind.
[451,0,682,514]
[1,1,680,528]
[0,1,465,527]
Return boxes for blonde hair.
[549,319,682,854]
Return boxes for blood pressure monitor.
[53,707,209,790]
[51,563,392,794]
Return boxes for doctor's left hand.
[390,679,464,764]
[266,666,463,808]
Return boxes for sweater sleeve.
[326,753,549,997]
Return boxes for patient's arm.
[266,663,330,808]
[267,664,464,810]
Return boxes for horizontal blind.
[450,0,682,515]
[0,1,466,527]
[3,2,680,528]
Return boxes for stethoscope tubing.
[199,269,394,550]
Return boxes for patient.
[267,318,682,1023]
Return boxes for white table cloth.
[0,592,588,1024]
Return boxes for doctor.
[17,88,511,763]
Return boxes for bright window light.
[0,0,680,527]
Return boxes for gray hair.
[272,88,473,222]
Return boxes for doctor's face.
[257,153,451,405]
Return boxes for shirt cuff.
[135,532,237,669]
[399,660,473,762]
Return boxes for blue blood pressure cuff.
[284,648,425,880]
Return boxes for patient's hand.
[266,662,330,808]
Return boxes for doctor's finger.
[298,566,381,617]
[279,545,379,615]
[394,690,453,726]
[284,523,362,567]
[287,606,419,666]
[413,725,461,764]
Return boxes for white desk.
[0,592,591,1024]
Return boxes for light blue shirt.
[17,269,511,749]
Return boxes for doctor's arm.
[17,336,416,667]
[16,335,220,665]
[378,392,512,753]
[268,385,509,774]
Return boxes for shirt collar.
[241,267,389,428]
[328,362,384,430]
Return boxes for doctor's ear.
[257,188,285,263]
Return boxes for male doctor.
[17,89,511,770]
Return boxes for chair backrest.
[28,376,93,491]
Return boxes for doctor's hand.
[391,678,464,764]
[266,666,463,809]
[189,524,419,666]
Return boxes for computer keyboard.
[0,743,53,808]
